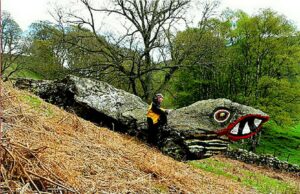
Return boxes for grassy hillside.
[256,122,300,165]
[231,121,300,166]
[2,83,257,193]
[11,69,44,80]
[190,156,300,194]
[4,63,44,80]
[2,83,299,193]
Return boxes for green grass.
[20,94,54,116]
[4,63,44,80]
[256,121,300,165]
[231,121,300,165]
[21,95,42,108]
[240,170,297,194]
[189,159,238,180]
[189,158,299,194]
[12,69,44,80]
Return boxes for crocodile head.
[166,98,269,158]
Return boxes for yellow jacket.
[147,103,166,124]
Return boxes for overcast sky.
[3,0,300,31]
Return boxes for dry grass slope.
[1,83,256,193]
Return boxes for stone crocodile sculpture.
[14,75,270,160]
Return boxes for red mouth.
[216,114,270,141]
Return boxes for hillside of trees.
[2,0,300,162]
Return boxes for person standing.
[146,93,170,144]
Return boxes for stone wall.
[224,149,300,175]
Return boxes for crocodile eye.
[214,109,231,123]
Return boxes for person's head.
[154,93,164,104]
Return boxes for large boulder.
[15,76,148,131]
[14,76,270,160]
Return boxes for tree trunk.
[144,51,152,102]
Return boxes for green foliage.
[190,158,299,194]
[26,21,66,79]
[1,11,26,79]
[172,27,225,107]
[256,77,300,126]
[168,9,300,159]
[4,7,300,161]
[172,9,300,126]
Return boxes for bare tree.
[56,0,219,101]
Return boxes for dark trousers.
[147,116,167,144]
[147,118,158,144]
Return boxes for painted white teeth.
[243,122,251,134]
[231,123,239,134]
[254,119,262,127]
[230,118,263,136]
